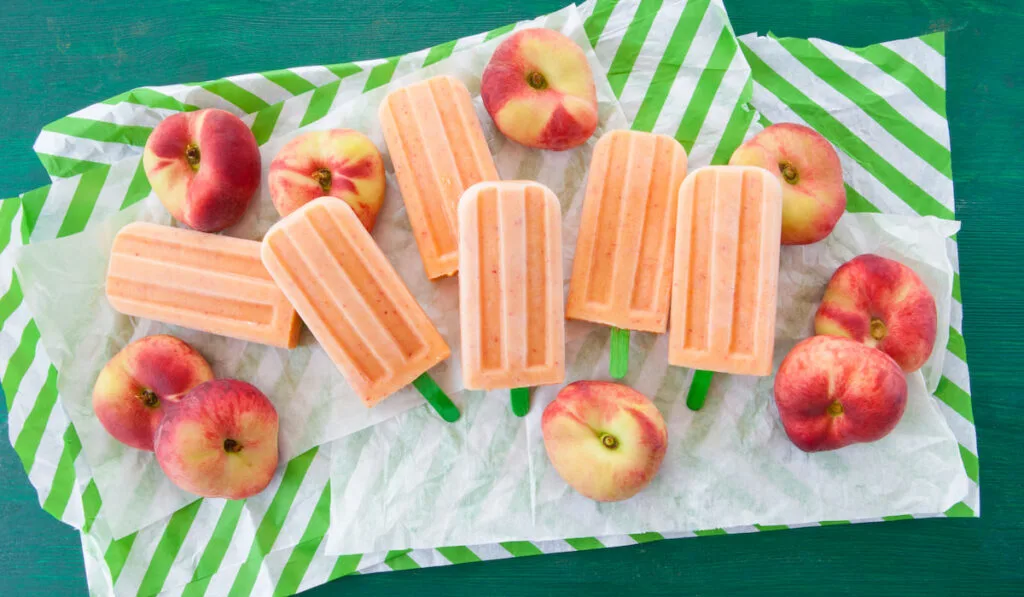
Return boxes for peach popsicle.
[379,75,500,280]
[566,129,688,377]
[106,222,301,349]
[260,198,457,420]
[669,166,783,408]
[458,181,565,413]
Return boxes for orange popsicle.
[669,166,783,376]
[379,75,500,280]
[566,130,688,333]
[458,181,565,390]
[261,198,450,407]
[106,222,301,348]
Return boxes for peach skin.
[268,129,386,231]
[143,109,261,232]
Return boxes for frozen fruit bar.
[261,198,450,406]
[566,130,688,333]
[379,75,499,280]
[106,222,301,348]
[669,166,783,376]
[458,181,565,390]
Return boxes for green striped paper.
[0,0,976,596]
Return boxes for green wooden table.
[1,0,1020,594]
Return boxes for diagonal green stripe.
[81,479,102,534]
[0,274,24,331]
[772,37,951,178]
[742,44,954,220]
[12,365,59,475]
[423,40,458,67]
[42,116,152,147]
[565,537,605,550]
[328,554,363,581]
[120,159,152,210]
[137,500,204,597]
[273,483,333,597]
[710,78,756,165]
[629,532,664,543]
[36,153,105,178]
[819,520,851,526]
[2,320,41,409]
[198,79,270,113]
[674,28,738,152]
[945,501,974,517]
[363,57,401,92]
[631,0,712,132]
[20,186,50,235]
[227,446,320,597]
[42,425,82,519]
[324,62,362,81]
[385,549,420,571]
[846,44,945,117]
[583,0,619,48]
[952,273,962,303]
[437,546,482,565]
[0,197,22,254]
[919,32,945,56]
[104,88,200,112]
[844,184,883,213]
[606,0,664,98]
[104,532,138,586]
[251,102,284,146]
[882,514,914,522]
[693,528,727,536]
[300,80,341,127]
[181,499,244,597]
[57,164,111,238]
[959,444,979,484]
[484,23,516,41]
[754,524,790,532]
[500,541,543,557]
[934,376,973,423]
[261,69,317,96]
[947,326,967,361]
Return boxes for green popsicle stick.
[510,387,530,417]
[609,327,630,379]
[686,370,714,411]
[412,373,460,422]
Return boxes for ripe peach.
[155,380,279,499]
[542,381,667,501]
[482,28,598,151]
[92,335,213,451]
[729,123,845,245]
[774,335,908,452]
[143,109,261,232]
[815,254,937,372]
[267,130,386,231]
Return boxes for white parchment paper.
[324,213,968,554]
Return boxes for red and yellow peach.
[482,28,598,151]
[143,108,261,232]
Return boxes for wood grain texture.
[1,0,1022,595]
